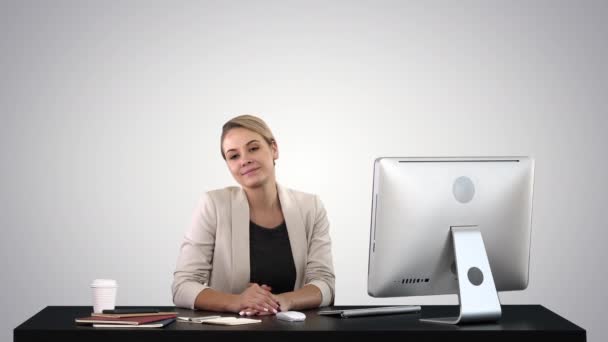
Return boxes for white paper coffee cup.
[90,279,118,313]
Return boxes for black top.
[249,220,296,294]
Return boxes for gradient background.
[1,1,606,341]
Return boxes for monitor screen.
[367,157,534,301]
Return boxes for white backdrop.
[1,1,607,341]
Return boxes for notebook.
[75,314,177,325]
[317,305,421,318]
[93,317,176,328]
[92,312,178,318]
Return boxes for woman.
[172,115,335,316]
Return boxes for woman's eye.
[250,147,259,152]
[229,154,239,160]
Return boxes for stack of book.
[75,308,178,328]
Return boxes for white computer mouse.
[276,311,306,322]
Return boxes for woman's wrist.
[225,293,241,313]
[275,285,322,312]
[276,293,296,311]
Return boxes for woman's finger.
[259,293,279,311]
[253,291,279,310]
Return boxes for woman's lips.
[242,167,260,176]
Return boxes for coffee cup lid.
[90,279,118,288]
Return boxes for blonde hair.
[220,114,276,160]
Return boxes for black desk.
[14,305,585,342]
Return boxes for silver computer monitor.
[367,157,535,324]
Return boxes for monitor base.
[420,226,502,325]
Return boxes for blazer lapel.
[278,184,307,290]
[231,187,250,293]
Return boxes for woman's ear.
[271,140,279,161]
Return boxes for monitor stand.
[420,226,502,325]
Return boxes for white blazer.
[172,184,335,309]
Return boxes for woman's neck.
[244,180,280,212]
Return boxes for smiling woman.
[172,115,335,316]
[222,126,278,196]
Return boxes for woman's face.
[222,127,278,189]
